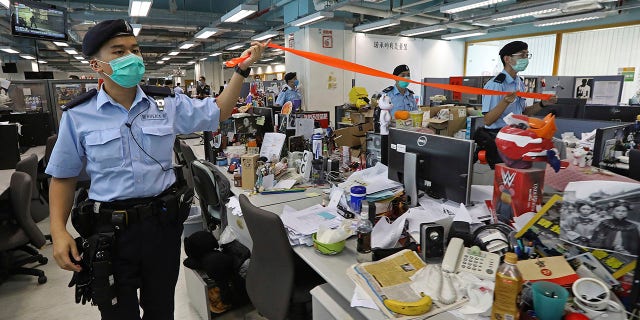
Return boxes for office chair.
[630,149,640,181]
[37,134,57,203]
[15,154,49,225]
[178,140,197,190]
[0,172,48,284]
[239,194,324,320]
[191,160,231,232]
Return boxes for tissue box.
[492,164,545,225]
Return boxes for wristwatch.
[235,65,250,78]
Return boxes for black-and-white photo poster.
[560,181,640,257]
[574,77,594,99]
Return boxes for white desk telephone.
[442,237,500,280]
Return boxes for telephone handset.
[441,237,500,279]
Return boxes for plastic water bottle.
[356,210,373,263]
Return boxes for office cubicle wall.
[47,79,98,131]
[422,78,450,105]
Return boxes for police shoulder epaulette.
[493,73,506,83]
[61,88,97,111]
[282,87,288,92]
[382,86,394,93]
[408,89,414,94]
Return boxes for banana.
[383,292,433,316]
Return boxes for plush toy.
[378,94,393,135]
[571,148,587,167]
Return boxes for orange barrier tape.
[225,43,552,100]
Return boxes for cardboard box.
[492,163,545,225]
[422,105,467,137]
[241,154,259,191]
[334,122,374,147]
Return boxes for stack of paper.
[280,204,344,246]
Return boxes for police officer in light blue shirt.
[275,71,302,107]
[46,19,267,320]
[482,41,556,130]
[382,64,417,117]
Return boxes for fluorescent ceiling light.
[226,44,244,50]
[441,0,508,14]
[161,57,171,60]
[0,46,20,54]
[291,11,334,27]
[209,52,222,57]
[156,61,164,64]
[53,41,69,47]
[131,24,142,36]
[64,48,79,55]
[0,0,9,9]
[492,3,562,21]
[400,25,447,36]
[168,51,180,56]
[187,61,196,64]
[20,54,36,60]
[179,41,197,49]
[80,61,90,64]
[74,55,85,60]
[37,60,47,64]
[199,57,207,61]
[534,11,607,27]
[221,4,258,23]
[441,29,488,40]
[251,30,279,41]
[261,58,273,62]
[354,19,400,32]
[194,27,218,39]
[129,0,153,17]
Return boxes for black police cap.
[393,64,410,76]
[82,19,135,57]
[499,41,528,61]
[284,72,296,82]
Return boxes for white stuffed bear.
[378,94,393,135]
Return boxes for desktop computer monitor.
[592,123,635,166]
[387,128,474,205]
[251,106,275,133]
[535,98,586,118]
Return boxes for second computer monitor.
[387,128,474,205]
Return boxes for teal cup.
[531,281,569,320]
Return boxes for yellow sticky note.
[256,116,265,126]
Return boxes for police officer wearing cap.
[275,71,302,107]
[482,41,557,130]
[46,19,267,319]
[382,64,417,117]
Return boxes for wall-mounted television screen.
[10,0,68,41]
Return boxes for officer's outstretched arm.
[217,41,268,121]
[50,177,82,272]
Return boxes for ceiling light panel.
[168,51,180,56]
[291,11,334,27]
[354,19,400,32]
[0,46,20,54]
[534,12,607,27]
[251,30,279,41]
[131,24,142,36]
[129,0,153,17]
[53,41,68,47]
[179,41,197,49]
[20,54,36,60]
[161,57,171,60]
[400,25,447,37]
[441,0,508,14]
[221,4,258,23]
[209,52,222,57]
[194,27,218,39]
[226,44,244,50]
[64,48,79,55]
[441,29,488,40]
[492,3,562,21]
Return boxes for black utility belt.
[79,184,184,227]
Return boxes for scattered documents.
[280,204,343,246]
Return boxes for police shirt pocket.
[85,128,124,169]
[141,125,174,167]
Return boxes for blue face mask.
[512,58,529,72]
[398,77,410,88]
[293,79,299,87]
[99,54,146,88]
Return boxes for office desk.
[0,145,46,195]
[544,162,637,191]
[186,139,458,319]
